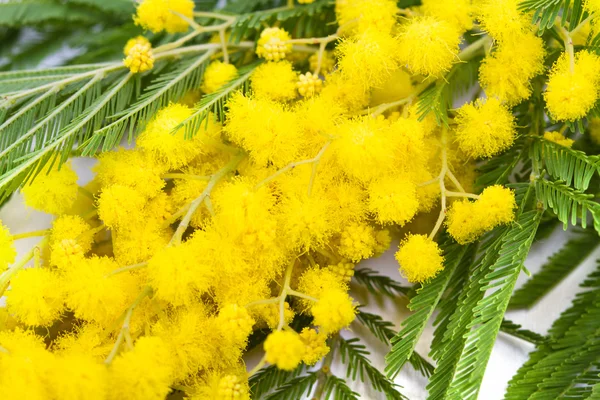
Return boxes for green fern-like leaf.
[320,374,361,400]
[519,0,586,33]
[352,268,411,299]
[506,261,600,399]
[534,178,600,233]
[249,365,305,399]
[339,338,407,400]
[263,371,319,400]
[476,137,528,191]
[500,319,547,345]
[385,240,470,378]
[0,0,96,27]
[531,136,600,191]
[509,229,600,309]
[442,209,542,399]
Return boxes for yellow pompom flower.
[124,42,154,73]
[454,97,516,158]
[300,328,329,365]
[374,228,392,256]
[124,35,150,55]
[109,336,175,400]
[309,50,336,74]
[47,354,108,400]
[476,185,517,231]
[6,267,64,326]
[543,131,574,148]
[97,184,147,229]
[215,374,250,400]
[327,261,355,283]
[338,222,376,262]
[368,176,419,225]
[50,215,93,254]
[147,243,214,307]
[335,0,398,35]
[477,0,532,42]
[397,16,462,77]
[395,234,444,283]
[134,0,194,34]
[251,61,298,101]
[297,72,322,97]
[336,29,400,90]
[137,103,206,169]
[585,0,600,15]
[201,61,238,94]
[421,0,473,32]
[298,267,348,301]
[264,330,305,371]
[0,221,16,268]
[479,33,546,105]
[217,304,255,346]
[256,27,292,61]
[22,161,78,215]
[544,51,600,122]
[445,199,481,244]
[320,72,370,112]
[311,289,356,334]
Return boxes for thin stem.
[445,169,466,192]
[560,26,575,73]
[0,238,47,297]
[248,355,268,376]
[107,262,148,277]
[313,334,339,399]
[10,229,50,240]
[245,297,280,308]
[457,36,491,62]
[105,286,153,364]
[277,259,296,330]
[78,186,96,201]
[219,29,229,64]
[429,129,449,240]
[162,173,211,181]
[570,15,592,37]
[287,289,319,303]
[308,142,330,196]
[170,153,245,245]
[365,80,431,117]
[444,190,479,200]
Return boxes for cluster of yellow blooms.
[1,0,593,398]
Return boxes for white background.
[2,158,598,400]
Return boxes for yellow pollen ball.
[300,327,330,365]
[297,72,322,97]
[421,0,473,32]
[134,0,194,34]
[256,27,292,62]
[311,289,356,334]
[216,374,250,400]
[251,61,298,101]
[264,330,305,371]
[454,97,516,158]
[124,43,154,73]
[338,222,377,262]
[124,36,150,55]
[21,161,79,215]
[543,131,574,148]
[395,234,444,283]
[397,16,462,77]
[201,61,238,94]
[0,221,16,268]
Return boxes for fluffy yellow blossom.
[397,16,462,77]
[297,72,322,97]
[370,68,414,106]
[544,131,574,148]
[63,255,137,325]
[479,33,546,105]
[477,0,532,42]
[336,29,400,90]
[50,239,85,270]
[280,192,336,251]
[217,304,255,345]
[298,267,347,301]
[544,51,600,122]
[137,103,206,169]
[368,176,419,225]
[6,268,64,326]
[113,223,171,265]
[328,261,355,283]
[97,184,147,229]
[251,61,298,101]
[374,228,392,255]
[255,302,295,330]
[48,354,108,400]
[94,148,166,199]
[338,222,377,262]
[311,289,356,334]
[256,27,292,61]
[134,0,194,33]
[216,375,250,400]
[335,0,398,35]
[22,161,78,215]
[225,93,303,167]
[300,328,329,365]
[50,215,93,253]
[0,221,16,268]
[147,243,214,306]
[264,330,305,370]
[201,61,238,94]
[309,50,336,74]
[320,72,369,112]
[395,234,444,283]
[421,0,473,32]
[109,336,175,400]
[53,323,112,360]
[454,97,516,158]
[446,185,516,243]
[124,43,154,73]
[124,35,150,55]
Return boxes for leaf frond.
[352,268,411,299]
